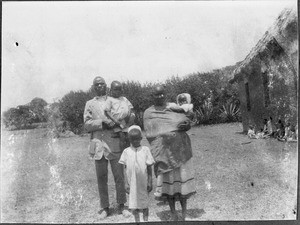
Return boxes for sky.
[1,0,297,112]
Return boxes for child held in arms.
[167,93,194,117]
[104,81,136,150]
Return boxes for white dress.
[119,146,155,209]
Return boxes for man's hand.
[177,120,191,131]
[125,183,130,194]
[88,153,95,160]
[147,182,153,193]
[102,121,115,129]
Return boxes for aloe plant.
[219,103,240,122]
[193,100,214,124]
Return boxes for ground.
[1,123,298,223]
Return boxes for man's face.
[153,86,165,106]
[93,77,107,96]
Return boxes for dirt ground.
[1,123,298,223]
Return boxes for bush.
[59,91,93,134]
[164,72,239,125]
[122,80,158,128]
[2,97,48,130]
[29,97,48,123]
[3,68,241,132]
[219,102,241,123]
[2,105,35,130]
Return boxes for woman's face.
[153,86,165,106]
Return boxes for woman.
[143,85,196,221]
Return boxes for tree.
[29,97,48,123]
[2,105,34,129]
[59,90,92,134]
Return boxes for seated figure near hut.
[256,128,269,139]
[262,119,268,134]
[267,117,276,137]
[262,117,275,137]
[274,119,285,139]
[278,122,297,142]
[287,124,297,142]
[247,125,256,139]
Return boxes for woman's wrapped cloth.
[143,106,192,176]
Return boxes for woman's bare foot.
[170,212,178,221]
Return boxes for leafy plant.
[59,91,92,134]
[194,100,214,125]
[219,103,241,122]
[29,97,48,123]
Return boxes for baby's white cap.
[177,93,191,104]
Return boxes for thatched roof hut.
[230,8,298,132]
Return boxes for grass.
[1,123,297,222]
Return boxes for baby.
[167,93,194,114]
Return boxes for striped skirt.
[158,158,196,201]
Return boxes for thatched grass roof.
[230,8,297,83]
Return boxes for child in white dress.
[119,125,155,222]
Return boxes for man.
[84,76,130,219]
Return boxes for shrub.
[194,102,213,125]
[45,102,64,137]
[2,105,35,130]
[3,67,241,132]
[122,80,157,128]
[29,97,48,123]
[59,91,93,134]
[219,102,241,122]
[164,72,236,125]
[2,97,48,130]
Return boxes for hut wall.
[237,79,248,132]
[234,9,298,132]
[238,55,298,133]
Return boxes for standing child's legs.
[142,208,149,221]
[154,174,163,197]
[179,198,187,221]
[168,197,178,221]
[132,209,140,222]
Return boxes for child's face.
[129,135,142,148]
[111,86,122,98]
[178,96,187,106]
[179,99,187,106]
